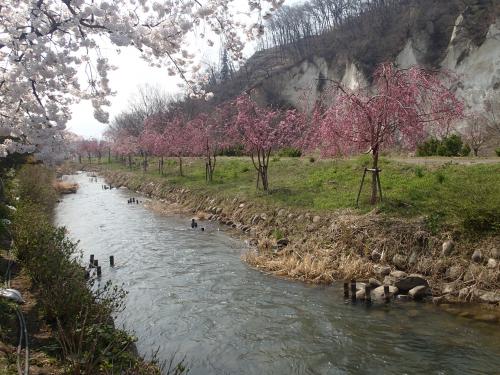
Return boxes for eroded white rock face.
[259,14,499,138]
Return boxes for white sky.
[67,5,263,138]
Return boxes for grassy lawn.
[97,155,500,231]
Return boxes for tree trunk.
[108,149,111,163]
[128,155,132,169]
[179,157,183,176]
[473,148,479,157]
[371,147,379,205]
[78,155,81,164]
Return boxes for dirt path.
[390,156,500,166]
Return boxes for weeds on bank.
[9,165,177,374]
[98,155,500,233]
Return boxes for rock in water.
[409,285,429,300]
[372,285,399,300]
[368,278,382,288]
[441,240,454,256]
[471,250,483,263]
[478,291,500,304]
[395,274,429,292]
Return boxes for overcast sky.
[66,2,271,139]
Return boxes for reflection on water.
[55,173,500,375]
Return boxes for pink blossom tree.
[112,132,139,169]
[234,94,306,192]
[162,114,194,177]
[314,62,464,204]
[190,104,235,182]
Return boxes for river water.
[55,173,500,375]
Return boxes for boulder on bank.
[374,265,391,277]
[394,274,429,292]
[442,240,454,256]
[471,250,483,263]
[409,285,429,300]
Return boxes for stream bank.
[91,166,499,316]
[55,171,500,374]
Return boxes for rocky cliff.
[251,15,500,120]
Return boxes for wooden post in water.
[109,256,114,267]
[94,259,98,267]
[384,285,390,303]
[343,282,349,298]
[90,254,94,266]
[350,279,357,302]
[97,266,102,278]
[365,285,371,304]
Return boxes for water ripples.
[55,173,500,375]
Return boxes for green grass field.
[97,155,500,232]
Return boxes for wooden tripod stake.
[356,168,383,207]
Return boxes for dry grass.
[53,181,79,194]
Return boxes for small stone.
[277,209,286,217]
[374,265,391,277]
[390,270,407,278]
[445,266,462,280]
[478,291,500,304]
[371,250,381,262]
[383,275,396,286]
[442,282,457,295]
[239,203,245,208]
[356,289,366,300]
[394,274,429,292]
[368,278,382,288]
[276,238,289,247]
[459,311,474,318]
[260,213,268,221]
[287,213,294,219]
[409,285,429,300]
[312,215,321,223]
[392,254,406,269]
[471,250,483,263]
[355,282,367,291]
[372,285,399,300]
[442,240,454,256]
[487,258,497,269]
[491,248,499,259]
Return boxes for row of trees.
[97,63,465,204]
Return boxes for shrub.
[416,135,466,157]
[309,157,315,163]
[277,147,302,157]
[416,138,440,156]
[463,208,500,232]
[414,166,424,178]
[435,171,445,184]
[460,143,471,157]
[495,148,500,157]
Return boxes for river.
[55,173,500,375]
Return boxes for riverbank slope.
[83,157,498,313]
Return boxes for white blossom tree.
[0,0,283,160]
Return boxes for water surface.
[55,173,500,375]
